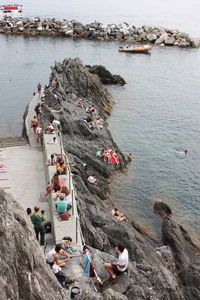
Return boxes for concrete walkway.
[0,90,53,243]
[0,90,93,293]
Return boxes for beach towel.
[0,165,7,172]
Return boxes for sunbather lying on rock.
[87,175,97,185]
[76,99,84,108]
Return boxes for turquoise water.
[0,0,200,236]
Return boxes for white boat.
[0,4,23,17]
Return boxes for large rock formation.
[86,65,126,85]
[39,58,200,299]
[154,201,200,299]
[0,189,70,300]
[0,17,199,48]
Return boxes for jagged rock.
[103,288,128,300]
[189,37,200,47]
[0,189,69,300]
[164,36,176,45]
[76,289,103,299]
[146,33,157,42]
[87,65,126,85]
[154,201,172,217]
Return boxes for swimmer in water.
[171,149,188,155]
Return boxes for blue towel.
[84,252,91,276]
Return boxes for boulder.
[155,33,168,45]
[64,29,74,37]
[87,65,126,85]
[164,36,175,45]
[146,33,157,42]
[103,288,128,300]
[153,201,172,217]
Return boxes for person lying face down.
[87,175,97,185]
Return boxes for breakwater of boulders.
[0,17,200,48]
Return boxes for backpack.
[59,211,70,221]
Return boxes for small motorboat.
[118,44,152,54]
[0,4,23,17]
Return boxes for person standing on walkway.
[37,83,42,93]
[35,124,43,145]
[30,206,45,246]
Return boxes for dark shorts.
[46,260,54,267]
[111,264,124,276]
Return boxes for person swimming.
[171,149,188,155]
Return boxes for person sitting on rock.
[46,154,56,166]
[85,106,91,113]
[99,244,129,286]
[60,236,75,253]
[115,213,127,222]
[55,195,68,214]
[45,123,55,134]
[56,161,67,175]
[94,117,103,129]
[46,244,71,267]
[111,207,119,216]
[43,182,54,198]
[126,153,133,163]
[88,105,96,114]
[51,173,61,192]
[56,186,72,207]
[76,99,84,108]
[87,175,97,185]
[52,263,75,288]
[52,119,61,130]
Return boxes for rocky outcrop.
[154,201,200,299]
[39,58,200,299]
[87,65,126,85]
[0,189,70,300]
[0,17,199,48]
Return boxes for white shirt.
[46,248,56,263]
[117,248,129,272]
[52,264,61,274]
[53,119,60,126]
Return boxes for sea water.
[0,0,200,236]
